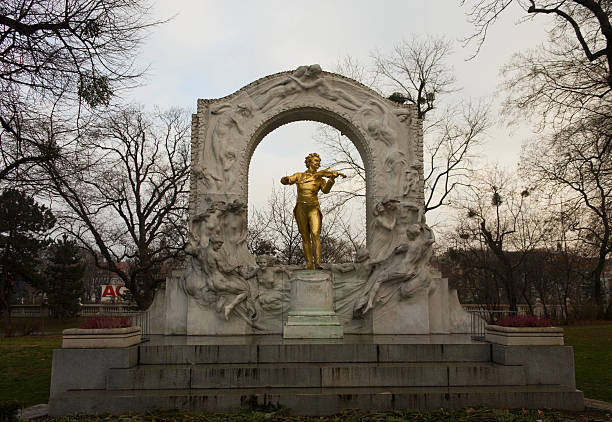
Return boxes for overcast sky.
[128,0,552,227]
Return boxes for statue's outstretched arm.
[280,173,300,185]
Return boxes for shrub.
[79,315,132,329]
[497,315,552,327]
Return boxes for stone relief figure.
[359,100,396,147]
[404,163,421,197]
[184,200,258,322]
[354,222,435,316]
[320,248,374,321]
[183,202,225,307]
[394,108,412,125]
[196,102,252,190]
[221,200,257,268]
[253,255,289,314]
[370,198,400,262]
[280,152,344,269]
[383,148,407,196]
[199,234,254,320]
[357,101,413,156]
[393,223,435,298]
[255,64,361,113]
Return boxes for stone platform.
[48,335,584,416]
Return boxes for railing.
[466,307,521,340]
[463,303,568,320]
[80,304,135,315]
[8,305,49,317]
[79,304,150,337]
[9,303,150,337]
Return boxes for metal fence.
[467,308,520,340]
[9,304,151,337]
[84,307,151,337]
[80,304,136,315]
[463,303,569,321]
[9,305,48,317]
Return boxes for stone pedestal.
[283,270,343,339]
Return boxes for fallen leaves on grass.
[38,408,611,422]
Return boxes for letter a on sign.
[102,285,116,297]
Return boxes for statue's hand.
[280,176,290,185]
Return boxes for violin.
[315,167,347,179]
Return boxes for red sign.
[101,285,129,298]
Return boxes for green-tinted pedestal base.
[283,313,344,339]
[283,270,344,339]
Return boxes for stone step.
[49,385,584,416]
[107,362,525,390]
[139,343,491,364]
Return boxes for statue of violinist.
[281,153,346,269]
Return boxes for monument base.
[283,270,344,339]
[48,336,584,416]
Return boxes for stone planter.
[485,324,564,346]
[62,326,142,348]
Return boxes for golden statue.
[281,153,346,269]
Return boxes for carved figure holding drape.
[404,163,420,197]
[384,148,407,196]
[254,255,288,313]
[196,103,251,189]
[256,65,361,113]
[370,198,400,262]
[356,222,435,315]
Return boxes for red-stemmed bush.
[497,315,552,327]
[79,315,132,329]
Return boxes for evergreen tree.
[44,236,85,318]
[0,189,55,332]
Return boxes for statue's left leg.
[310,207,323,268]
[295,205,314,269]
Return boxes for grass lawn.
[1,317,83,336]
[563,323,612,403]
[0,336,61,407]
[0,317,83,407]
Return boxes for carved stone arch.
[190,64,423,253]
[242,106,376,241]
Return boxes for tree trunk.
[0,274,12,336]
[591,256,606,318]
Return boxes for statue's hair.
[304,152,320,167]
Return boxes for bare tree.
[373,36,457,120]
[462,0,612,81]
[248,185,357,265]
[423,101,490,213]
[317,37,490,215]
[440,230,505,311]
[247,206,276,257]
[522,114,611,314]
[40,107,190,310]
[463,0,612,316]
[457,168,555,312]
[313,126,366,209]
[463,1,612,125]
[0,0,160,182]
[266,186,304,265]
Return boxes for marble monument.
[148,64,473,336]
